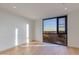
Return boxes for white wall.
[68,11,79,48]
[0,10,35,51]
[35,20,43,42]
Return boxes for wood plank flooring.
[0,42,79,55]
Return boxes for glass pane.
[44,18,57,33]
[59,18,65,33]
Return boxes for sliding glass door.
[43,18,57,43]
[43,16,67,46]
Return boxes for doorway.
[43,16,67,46]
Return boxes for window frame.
[42,15,68,46]
[43,15,67,34]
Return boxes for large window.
[43,16,67,46]
[43,16,67,34]
[59,18,65,31]
[58,17,67,34]
[44,18,57,33]
[57,16,67,34]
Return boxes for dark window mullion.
[65,16,67,34]
[57,18,59,34]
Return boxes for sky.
[44,18,65,31]
[44,18,57,31]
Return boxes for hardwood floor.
[0,42,79,55]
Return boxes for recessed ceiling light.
[13,6,16,8]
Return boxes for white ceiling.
[0,3,79,20]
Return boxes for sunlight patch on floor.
[20,42,65,47]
